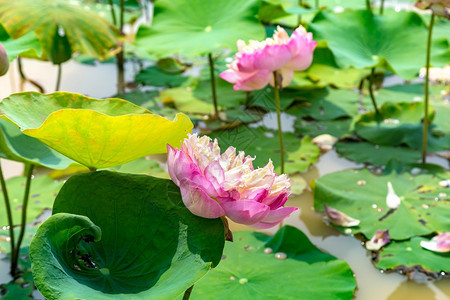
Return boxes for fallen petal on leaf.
[420,232,450,253]
[312,134,338,152]
[366,230,390,251]
[324,205,360,227]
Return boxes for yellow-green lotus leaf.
[0,92,193,169]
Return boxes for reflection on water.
[0,59,449,299]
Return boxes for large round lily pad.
[309,10,450,80]
[0,24,41,61]
[0,0,119,63]
[30,171,225,299]
[0,175,63,228]
[335,142,421,167]
[313,168,450,240]
[135,0,265,57]
[190,226,356,299]
[0,92,193,169]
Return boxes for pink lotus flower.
[0,42,9,76]
[220,26,317,91]
[167,134,297,229]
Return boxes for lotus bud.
[0,42,9,76]
[386,182,401,209]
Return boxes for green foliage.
[190,226,356,299]
[0,175,62,227]
[210,126,320,174]
[310,10,450,79]
[313,168,450,240]
[135,0,265,57]
[30,171,225,300]
[0,0,119,63]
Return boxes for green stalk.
[183,285,194,300]
[315,0,319,9]
[368,67,380,116]
[55,63,62,91]
[208,53,219,119]
[422,13,435,164]
[17,57,45,93]
[0,162,16,276]
[379,0,385,15]
[366,0,372,12]
[116,0,125,94]
[107,0,117,26]
[11,164,34,276]
[273,72,285,174]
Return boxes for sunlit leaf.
[0,24,41,61]
[190,226,356,299]
[0,0,119,63]
[30,171,225,299]
[0,92,193,169]
[135,0,265,57]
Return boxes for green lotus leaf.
[374,237,450,276]
[0,224,38,253]
[363,83,449,134]
[0,0,119,63]
[335,142,421,166]
[0,175,63,228]
[0,118,77,169]
[309,10,450,80]
[30,171,225,299]
[135,66,188,87]
[354,101,449,151]
[210,126,320,174]
[250,87,304,112]
[305,47,370,89]
[313,168,450,240]
[286,87,360,121]
[0,92,193,169]
[0,270,34,299]
[190,226,356,299]
[158,77,245,115]
[294,118,352,138]
[135,0,265,58]
[0,24,41,61]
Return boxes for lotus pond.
[0,0,449,299]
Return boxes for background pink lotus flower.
[219,26,317,91]
[0,42,9,76]
[167,133,297,229]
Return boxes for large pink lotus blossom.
[220,26,317,91]
[0,42,9,76]
[167,134,297,228]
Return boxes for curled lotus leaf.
[30,171,225,299]
[0,92,193,169]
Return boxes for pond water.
[0,59,449,300]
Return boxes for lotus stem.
[273,72,285,174]
[116,0,125,94]
[366,0,372,12]
[12,164,34,276]
[17,57,45,93]
[208,53,219,119]
[107,0,117,26]
[55,63,62,91]
[183,285,194,300]
[422,13,435,164]
[0,161,17,276]
[315,0,319,9]
[379,0,385,15]
[368,67,380,116]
